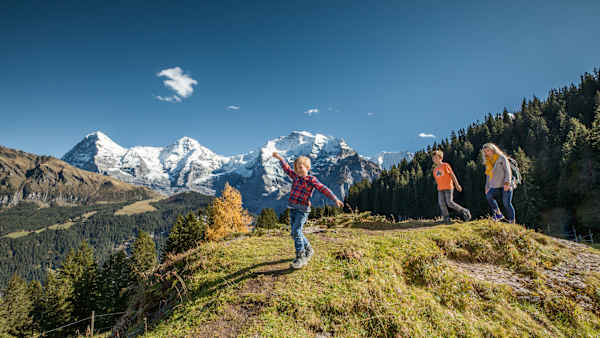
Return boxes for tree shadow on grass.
[193,258,294,299]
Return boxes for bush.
[256,208,278,229]
[278,208,290,225]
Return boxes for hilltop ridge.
[116,218,600,337]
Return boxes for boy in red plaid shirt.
[273,152,344,269]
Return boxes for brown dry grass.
[114,198,163,216]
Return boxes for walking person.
[432,150,471,224]
[482,143,516,223]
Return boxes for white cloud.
[367,112,375,116]
[155,95,182,103]
[418,133,436,138]
[156,67,197,99]
[227,105,240,110]
[304,108,319,116]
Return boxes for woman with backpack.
[482,143,516,223]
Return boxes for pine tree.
[28,280,44,335]
[97,250,133,329]
[256,208,278,229]
[165,212,206,255]
[278,208,290,225]
[60,241,98,332]
[1,273,33,337]
[0,300,8,337]
[205,183,251,241]
[40,271,74,336]
[131,230,158,278]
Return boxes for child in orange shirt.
[432,150,471,224]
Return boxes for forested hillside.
[347,70,600,236]
[0,192,213,288]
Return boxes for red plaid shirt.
[279,158,339,206]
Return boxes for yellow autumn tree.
[205,183,252,241]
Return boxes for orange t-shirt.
[433,163,454,191]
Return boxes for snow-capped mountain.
[370,151,414,170]
[62,131,381,212]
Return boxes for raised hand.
[272,152,283,161]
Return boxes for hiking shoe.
[305,246,314,261]
[492,213,504,222]
[462,209,472,222]
[291,251,308,269]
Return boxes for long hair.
[481,143,508,164]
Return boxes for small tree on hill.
[205,183,251,241]
[131,230,158,278]
[1,273,33,337]
[40,270,74,336]
[61,241,98,331]
[256,208,278,229]
[97,250,133,328]
[165,213,207,255]
[279,208,290,225]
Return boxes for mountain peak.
[169,136,215,157]
[62,132,126,173]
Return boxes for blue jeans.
[486,188,515,221]
[289,208,310,255]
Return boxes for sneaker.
[305,246,315,261]
[462,209,472,222]
[492,213,504,222]
[291,251,308,269]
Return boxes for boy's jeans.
[486,188,515,221]
[289,208,311,255]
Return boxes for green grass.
[119,219,600,337]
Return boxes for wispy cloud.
[156,67,197,102]
[155,95,182,103]
[304,108,319,116]
[367,112,375,116]
[418,133,436,138]
[227,105,240,110]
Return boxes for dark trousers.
[438,189,467,218]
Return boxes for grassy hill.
[116,217,600,337]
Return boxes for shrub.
[256,208,278,229]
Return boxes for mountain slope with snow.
[62,131,381,212]
[371,151,414,170]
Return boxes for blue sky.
[1,0,599,158]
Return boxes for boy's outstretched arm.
[272,152,297,180]
[309,177,344,208]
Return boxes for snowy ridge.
[62,130,381,212]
